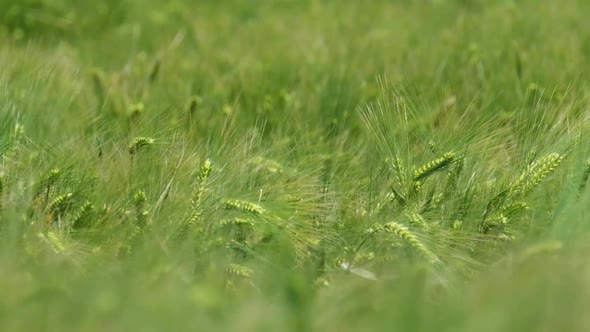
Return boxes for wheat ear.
[382,222,440,265]
[48,193,74,223]
[482,153,563,233]
[37,232,66,254]
[224,199,266,215]
[34,168,61,199]
[219,217,255,227]
[133,190,149,228]
[190,158,212,225]
[128,137,155,155]
[413,152,456,182]
[71,201,94,230]
[508,152,564,199]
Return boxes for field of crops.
[2,1,590,331]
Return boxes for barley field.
[1,1,590,331]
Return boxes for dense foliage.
[1,1,590,331]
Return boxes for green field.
[2,1,590,331]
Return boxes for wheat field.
[1,1,590,331]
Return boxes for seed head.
[224,199,266,215]
[413,152,456,182]
[128,137,155,155]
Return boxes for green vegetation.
[2,0,590,331]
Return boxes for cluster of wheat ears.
[1,80,588,291]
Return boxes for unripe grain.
[414,152,456,182]
[128,137,154,155]
[224,199,266,215]
[382,221,440,265]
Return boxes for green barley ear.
[500,201,528,218]
[413,152,456,182]
[388,184,407,207]
[48,193,74,223]
[219,217,255,228]
[382,222,440,265]
[385,156,406,190]
[483,189,509,224]
[371,192,396,216]
[37,232,66,254]
[406,211,427,229]
[125,190,151,253]
[35,168,61,195]
[281,194,302,203]
[71,201,95,230]
[441,158,464,199]
[225,263,253,278]
[225,263,254,289]
[34,168,61,199]
[484,201,529,234]
[249,156,283,174]
[578,160,590,194]
[508,152,564,199]
[190,158,213,225]
[224,199,266,215]
[483,153,563,233]
[409,181,422,201]
[133,190,149,228]
[219,218,255,256]
[128,137,154,155]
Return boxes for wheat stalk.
[0,172,4,210]
[148,59,160,83]
[578,160,590,194]
[440,158,464,202]
[186,96,203,117]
